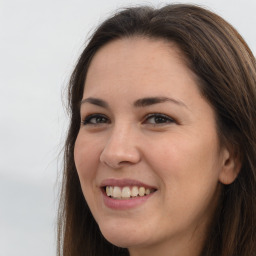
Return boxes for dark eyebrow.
[80,97,109,108]
[80,96,188,109]
[134,97,188,108]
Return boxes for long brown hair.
[58,4,256,256]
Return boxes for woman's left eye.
[143,113,175,125]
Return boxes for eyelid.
[81,113,110,125]
[143,113,176,125]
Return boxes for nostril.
[101,159,121,169]
[119,160,133,166]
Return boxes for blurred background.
[0,0,255,255]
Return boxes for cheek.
[74,133,102,196]
[74,132,100,174]
[144,131,221,203]
[151,128,220,175]
[149,136,221,228]
[74,133,103,218]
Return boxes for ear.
[218,147,241,185]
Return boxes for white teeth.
[105,185,154,199]
[139,187,145,196]
[121,187,131,198]
[113,186,122,198]
[131,186,139,197]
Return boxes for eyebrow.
[134,97,188,108]
[80,96,188,109]
[80,97,109,108]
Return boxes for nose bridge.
[100,121,140,168]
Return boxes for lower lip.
[102,190,155,210]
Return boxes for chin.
[102,232,136,248]
[99,223,148,248]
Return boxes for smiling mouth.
[104,186,156,199]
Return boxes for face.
[74,38,231,255]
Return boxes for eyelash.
[81,113,176,126]
[143,113,175,125]
[81,113,110,126]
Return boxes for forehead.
[87,37,184,72]
[84,37,197,95]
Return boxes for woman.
[58,4,256,256]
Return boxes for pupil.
[97,116,105,123]
[155,116,165,123]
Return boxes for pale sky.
[0,0,255,255]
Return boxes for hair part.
[58,4,256,256]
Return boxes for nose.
[100,124,141,169]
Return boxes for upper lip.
[100,178,157,189]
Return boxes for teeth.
[139,187,145,196]
[105,186,154,199]
[106,186,113,196]
[131,186,139,197]
[121,186,131,198]
[113,186,122,198]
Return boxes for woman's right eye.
[81,114,110,126]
